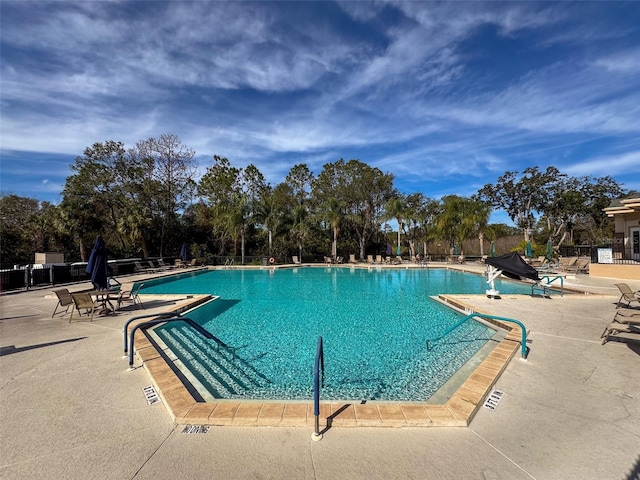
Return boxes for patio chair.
[69,292,102,322]
[367,255,374,264]
[375,255,383,264]
[601,321,640,345]
[614,283,640,309]
[114,283,144,311]
[292,256,301,265]
[349,254,356,263]
[336,256,343,264]
[565,258,590,274]
[157,259,174,270]
[558,257,578,272]
[134,261,155,273]
[51,288,74,317]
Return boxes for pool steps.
[131,293,523,428]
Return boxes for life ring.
[269,257,275,264]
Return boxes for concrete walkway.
[1,268,639,479]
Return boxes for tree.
[341,160,395,260]
[134,134,197,256]
[60,140,129,260]
[433,195,490,254]
[312,161,347,259]
[477,167,561,242]
[381,194,407,256]
[198,156,242,256]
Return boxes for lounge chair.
[174,259,185,268]
[614,283,640,309]
[325,256,334,264]
[336,256,343,264]
[565,258,590,274]
[529,256,547,267]
[114,283,144,311]
[349,254,356,263]
[367,255,374,264]
[292,256,301,265]
[157,259,174,270]
[134,261,155,273]
[558,257,578,272]
[613,308,640,323]
[375,255,383,264]
[601,321,640,345]
[69,292,102,322]
[51,288,74,317]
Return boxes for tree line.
[0,134,628,266]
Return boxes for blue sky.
[1,1,639,225]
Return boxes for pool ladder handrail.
[124,312,229,367]
[531,275,564,297]
[224,258,235,269]
[426,313,528,359]
[312,336,325,441]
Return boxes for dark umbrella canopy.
[180,243,188,262]
[86,235,109,290]
[485,252,540,281]
[386,244,392,256]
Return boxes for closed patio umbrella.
[86,235,109,290]
[396,244,401,256]
[546,240,553,260]
[180,243,188,262]
[489,240,496,257]
[386,244,392,256]
[525,241,533,258]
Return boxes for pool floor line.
[131,293,523,428]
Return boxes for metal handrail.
[532,275,564,296]
[312,336,325,440]
[426,313,528,359]
[124,312,181,353]
[127,316,216,367]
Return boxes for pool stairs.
[152,319,493,402]
[154,325,270,399]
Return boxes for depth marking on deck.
[181,425,210,434]
[483,390,504,410]
[142,385,160,405]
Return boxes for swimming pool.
[142,267,531,402]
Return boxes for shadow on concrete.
[0,337,86,356]
[625,454,640,480]
[0,314,39,322]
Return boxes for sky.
[1,1,639,225]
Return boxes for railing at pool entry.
[426,314,528,360]
[531,275,564,297]
[313,336,325,441]
[124,312,230,368]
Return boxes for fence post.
[24,265,31,291]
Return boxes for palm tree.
[381,195,407,256]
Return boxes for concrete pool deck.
[1,264,639,479]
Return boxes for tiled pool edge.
[133,294,523,428]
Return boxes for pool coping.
[131,291,525,429]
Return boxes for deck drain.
[142,385,160,405]
[181,425,210,434]
[483,390,504,410]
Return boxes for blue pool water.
[143,268,530,401]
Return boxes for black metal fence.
[0,259,140,293]
[579,246,640,265]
